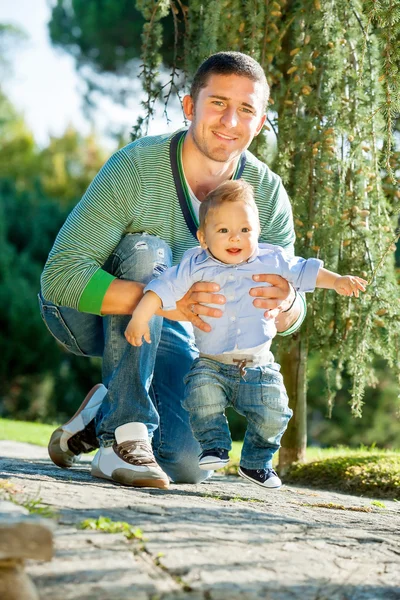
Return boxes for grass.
[0,480,57,518]
[283,449,400,499]
[79,516,144,540]
[2,418,399,499]
[0,418,55,447]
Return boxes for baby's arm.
[124,248,200,346]
[273,248,367,297]
[125,291,162,346]
[316,268,367,297]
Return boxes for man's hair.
[191,51,269,112]
[198,179,259,230]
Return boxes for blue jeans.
[183,357,293,469]
[39,233,208,483]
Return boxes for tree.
[48,0,178,109]
[116,0,400,468]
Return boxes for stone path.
[0,441,399,600]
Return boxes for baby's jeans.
[183,357,293,469]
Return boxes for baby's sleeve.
[144,249,198,310]
[276,249,323,292]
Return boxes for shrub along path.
[0,441,399,600]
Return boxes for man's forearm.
[100,279,145,315]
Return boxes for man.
[40,51,305,489]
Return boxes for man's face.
[197,200,260,265]
[184,74,266,163]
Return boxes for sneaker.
[238,466,282,489]
[91,422,169,489]
[48,384,106,468]
[199,448,230,470]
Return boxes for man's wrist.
[282,288,298,313]
[277,293,306,336]
[280,283,296,313]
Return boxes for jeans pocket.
[260,374,290,413]
[38,294,88,356]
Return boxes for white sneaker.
[91,422,169,489]
[48,384,107,468]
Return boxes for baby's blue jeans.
[183,357,293,469]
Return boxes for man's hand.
[163,282,226,332]
[250,273,294,319]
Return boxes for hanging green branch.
[135,0,400,416]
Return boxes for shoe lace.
[256,468,277,477]
[117,440,157,466]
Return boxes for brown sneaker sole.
[91,464,169,489]
[48,427,78,468]
[48,384,104,468]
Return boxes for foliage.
[48,0,178,110]
[0,87,105,421]
[79,516,144,540]
[284,450,400,499]
[132,0,400,417]
[49,3,400,417]
[0,480,56,518]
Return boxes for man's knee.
[104,233,173,284]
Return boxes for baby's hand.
[125,317,151,346]
[334,276,367,298]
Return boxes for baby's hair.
[198,179,259,230]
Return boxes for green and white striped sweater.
[41,130,304,331]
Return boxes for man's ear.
[183,94,195,122]
[197,229,207,249]
[254,113,267,137]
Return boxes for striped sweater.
[41,130,301,324]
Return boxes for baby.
[125,180,366,489]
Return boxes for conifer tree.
[135,0,400,466]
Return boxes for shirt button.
[230,316,236,322]
[228,294,235,301]
[237,329,241,334]
[228,275,235,281]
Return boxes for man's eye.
[240,107,254,114]
[212,101,224,107]
[218,228,228,233]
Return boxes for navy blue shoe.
[238,466,282,488]
[199,448,230,470]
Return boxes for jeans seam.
[40,302,88,357]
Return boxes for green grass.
[0,418,55,447]
[230,442,400,499]
[2,419,398,499]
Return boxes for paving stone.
[1,441,399,600]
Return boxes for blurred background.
[0,0,398,450]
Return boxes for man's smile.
[212,130,238,141]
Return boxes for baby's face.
[198,200,260,264]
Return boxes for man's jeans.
[39,233,207,483]
[183,357,293,469]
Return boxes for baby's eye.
[242,227,250,233]
[218,228,228,233]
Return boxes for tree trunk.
[278,333,308,475]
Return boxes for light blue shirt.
[145,244,323,355]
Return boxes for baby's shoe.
[238,466,281,488]
[199,448,229,470]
